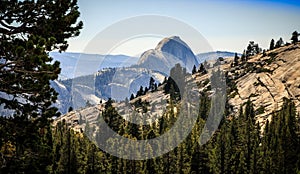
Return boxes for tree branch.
[0,20,30,35]
[0,61,17,70]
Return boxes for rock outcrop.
[228,44,300,125]
[137,36,199,74]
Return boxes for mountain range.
[50,52,139,80]
[50,36,242,114]
[52,36,218,114]
[56,39,300,134]
[51,46,238,80]
[197,51,242,63]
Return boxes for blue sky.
[67,0,300,56]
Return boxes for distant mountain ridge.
[197,51,241,63]
[50,48,238,81]
[50,52,138,80]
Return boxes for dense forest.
[1,90,299,173]
[1,63,300,173]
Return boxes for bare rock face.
[228,44,300,125]
[137,36,199,74]
[53,84,172,134]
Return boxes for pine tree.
[0,1,82,172]
[291,31,299,44]
[198,63,207,74]
[0,1,82,116]
[130,93,135,100]
[86,144,103,173]
[154,83,158,91]
[241,50,246,62]
[269,39,275,50]
[192,65,197,74]
[234,52,239,66]
[275,37,284,48]
[260,98,299,173]
[245,41,261,59]
[149,77,155,91]
[136,86,144,97]
[68,107,74,112]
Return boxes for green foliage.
[245,41,261,58]
[1,8,300,172]
[265,51,278,65]
[205,98,300,174]
[164,63,187,101]
[256,105,265,115]
[260,98,299,174]
[2,90,299,173]
[0,0,82,173]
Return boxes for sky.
[67,0,300,56]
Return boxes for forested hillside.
[48,43,300,173]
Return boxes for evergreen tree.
[105,98,113,110]
[270,39,275,50]
[68,107,74,112]
[275,37,284,48]
[245,41,261,58]
[291,31,299,44]
[164,64,187,101]
[241,50,246,62]
[136,86,144,97]
[260,98,299,173]
[163,76,167,84]
[154,83,158,91]
[130,93,135,100]
[234,52,239,66]
[192,65,197,74]
[198,63,207,74]
[0,0,82,117]
[149,77,155,91]
[0,0,82,172]
[144,87,149,93]
[262,49,267,57]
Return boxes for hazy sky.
[67,0,300,56]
